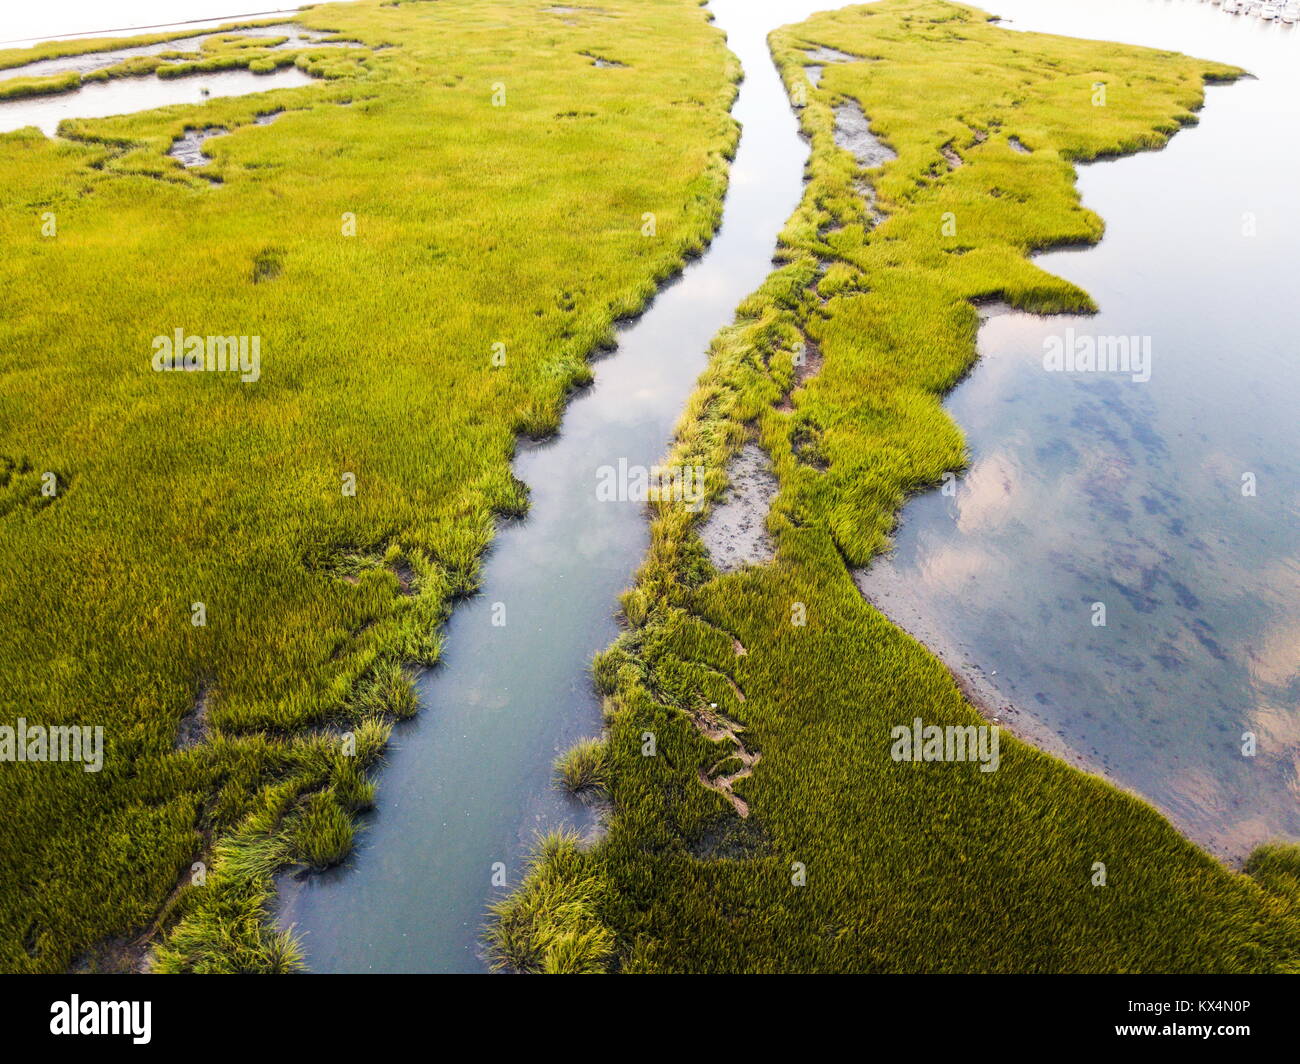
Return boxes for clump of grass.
[150,828,305,974]
[0,71,80,100]
[290,792,354,871]
[333,761,378,814]
[352,659,419,719]
[555,738,610,796]
[485,831,613,974]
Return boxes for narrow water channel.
[0,66,316,136]
[857,0,1300,861]
[0,6,360,136]
[276,0,838,973]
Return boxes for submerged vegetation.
[0,0,738,971]
[496,0,1300,973]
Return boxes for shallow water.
[0,25,354,83]
[0,65,315,136]
[277,0,840,973]
[857,0,1300,861]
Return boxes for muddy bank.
[167,109,282,167]
[802,44,866,87]
[699,443,778,572]
[168,125,225,167]
[805,44,862,64]
[833,99,896,169]
[853,561,1253,867]
[854,565,1103,777]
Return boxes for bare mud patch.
[802,45,865,88]
[691,702,760,818]
[1008,135,1030,153]
[699,443,777,572]
[176,679,213,749]
[168,125,226,167]
[580,51,625,68]
[168,110,284,168]
[833,99,896,170]
[776,335,823,411]
[804,44,864,64]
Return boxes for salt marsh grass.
[0,0,737,971]
[556,737,611,795]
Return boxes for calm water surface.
[0,3,355,135]
[859,0,1300,860]
[0,66,316,136]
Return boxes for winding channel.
[278,0,837,973]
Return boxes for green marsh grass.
[486,830,613,974]
[499,0,1300,973]
[0,0,738,971]
[556,737,611,796]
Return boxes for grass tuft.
[290,792,354,871]
[485,832,613,974]
[555,738,610,796]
